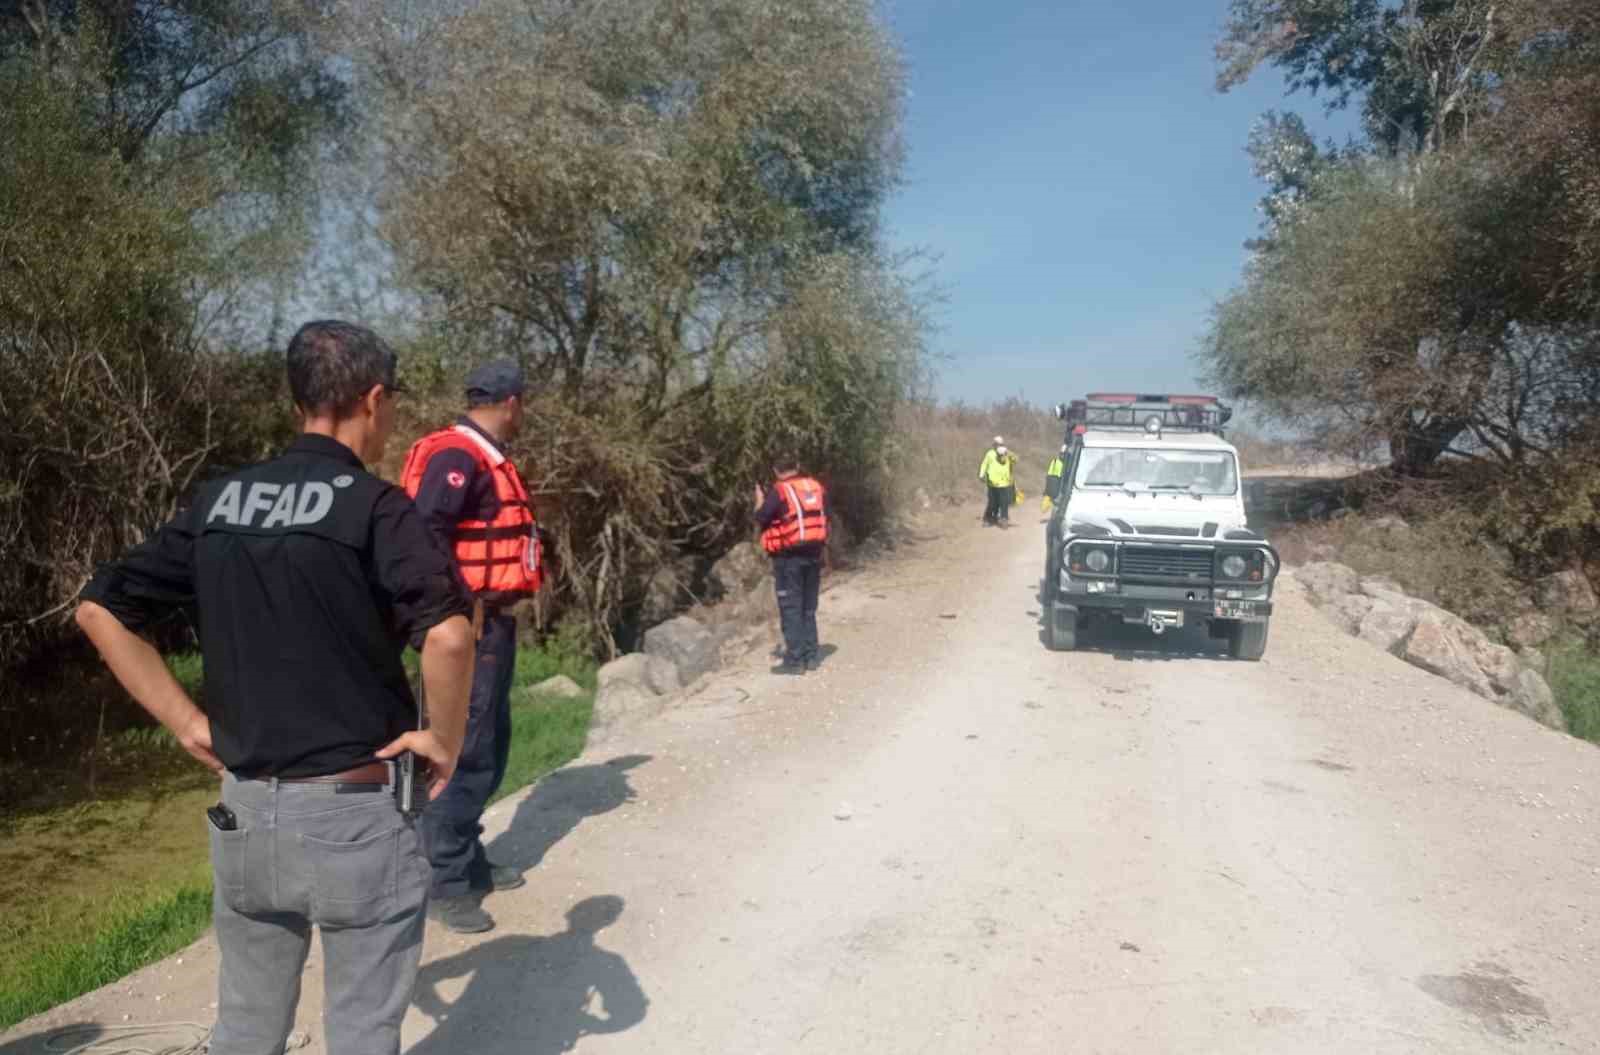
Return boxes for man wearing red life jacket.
[400,359,543,934]
[754,458,829,675]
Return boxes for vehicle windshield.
[1075,447,1238,496]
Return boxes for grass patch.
[1548,639,1600,744]
[166,653,204,700]
[494,691,593,808]
[0,643,594,1031]
[0,881,213,1029]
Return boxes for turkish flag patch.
[446,470,467,489]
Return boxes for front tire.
[1047,604,1079,651]
[1042,538,1060,605]
[1226,619,1269,661]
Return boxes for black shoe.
[429,894,494,934]
[804,655,821,672]
[487,863,525,891]
[770,661,805,676]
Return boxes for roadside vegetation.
[0,643,594,1030]
[1206,0,1600,735]
[3,0,927,802]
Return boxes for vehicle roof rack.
[1052,393,1232,436]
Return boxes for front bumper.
[1058,591,1273,622]
[1055,536,1277,623]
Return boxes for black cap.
[464,358,525,403]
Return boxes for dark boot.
[429,894,494,934]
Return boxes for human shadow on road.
[408,895,646,1055]
[0,1023,102,1055]
[485,755,650,874]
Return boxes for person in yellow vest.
[978,442,1014,527]
[1041,445,1067,514]
[399,359,544,934]
[754,458,829,674]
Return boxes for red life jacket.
[400,424,543,596]
[760,476,829,554]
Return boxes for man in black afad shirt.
[77,321,476,1055]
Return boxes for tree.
[354,0,926,647]
[1217,0,1506,155]
[1243,109,1352,247]
[0,2,340,752]
[1206,0,1600,477]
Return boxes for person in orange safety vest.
[399,358,543,935]
[754,458,829,675]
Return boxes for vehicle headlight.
[1086,549,1111,573]
[1220,554,1248,579]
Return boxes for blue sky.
[881,0,1354,406]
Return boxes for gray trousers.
[209,772,429,1055]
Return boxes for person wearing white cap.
[978,441,1015,527]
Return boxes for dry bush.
[1276,509,1524,632]
[1273,454,1600,643]
[893,399,1061,508]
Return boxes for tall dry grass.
[894,398,1062,507]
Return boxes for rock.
[1468,638,1521,695]
[1508,610,1557,649]
[641,561,695,628]
[1360,575,1405,597]
[1306,542,1340,562]
[1368,515,1411,534]
[643,615,719,685]
[597,652,680,696]
[1507,667,1565,730]
[530,674,585,699]
[588,680,663,743]
[1403,610,1494,698]
[1536,569,1598,616]
[1358,581,1430,616]
[1357,602,1418,655]
[1323,593,1375,634]
[1518,646,1548,675]
[1296,562,1360,603]
[708,541,767,600]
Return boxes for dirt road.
[6,506,1600,1054]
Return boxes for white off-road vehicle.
[1041,394,1279,659]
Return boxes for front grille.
[1119,546,1212,581]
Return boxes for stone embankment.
[1295,561,1566,730]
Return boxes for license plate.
[1214,600,1266,621]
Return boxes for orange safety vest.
[400,424,543,596]
[760,476,829,555]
